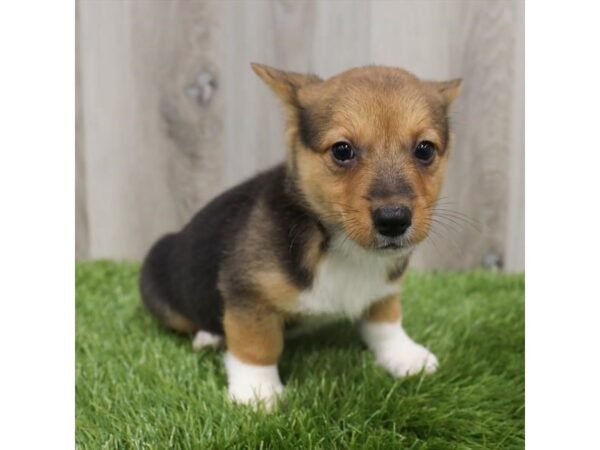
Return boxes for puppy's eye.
[414,141,436,165]
[331,142,356,164]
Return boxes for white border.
[0,1,74,448]
[526,1,600,448]
[2,1,600,448]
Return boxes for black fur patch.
[427,100,451,152]
[298,104,332,151]
[265,169,328,288]
[298,107,319,150]
[139,164,326,335]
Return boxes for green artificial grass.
[76,261,524,449]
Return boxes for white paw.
[228,378,284,411]
[192,330,223,351]
[224,352,284,412]
[360,321,439,378]
[376,340,438,377]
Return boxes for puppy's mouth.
[373,233,414,252]
[378,242,404,250]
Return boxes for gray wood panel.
[75,1,88,260]
[76,0,524,271]
[504,0,525,271]
[78,0,224,259]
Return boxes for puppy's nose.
[372,205,412,237]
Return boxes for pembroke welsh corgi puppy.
[140,63,462,410]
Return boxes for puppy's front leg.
[360,294,438,377]
[223,306,284,410]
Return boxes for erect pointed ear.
[429,78,463,105]
[251,63,322,106]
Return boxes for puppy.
[140,63,462,410]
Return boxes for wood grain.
[76,0,524,270]
[78,0,224,259]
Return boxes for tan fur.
[253,269,300,310]
[154,302,199,334]
[302,226,327,271]
[223,307,284,365]
[164,313,198,334]
[362,295,402,323]
[253,63,462,251]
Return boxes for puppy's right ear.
[251,63,322,107]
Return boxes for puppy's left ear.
[251,63,322,106]
[430,78,463,105]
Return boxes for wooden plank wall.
[76,0,524,271]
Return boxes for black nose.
[372,205,412,237]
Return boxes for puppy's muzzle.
[371,205,412,238]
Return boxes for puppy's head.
[252,63,462,251]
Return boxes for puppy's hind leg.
[192,330,223,351]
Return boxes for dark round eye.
[331,142,356,164]
[414,141,436,164]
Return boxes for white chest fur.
[294,234,409,320]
